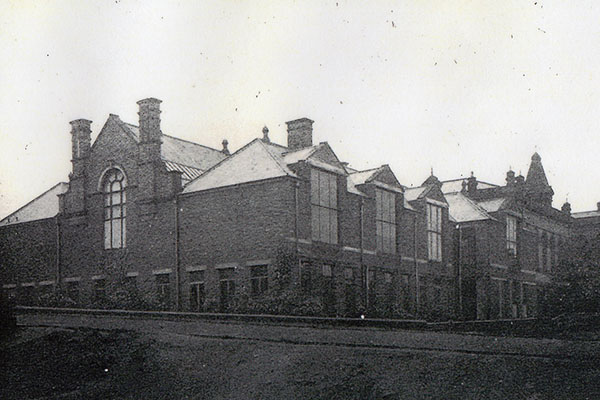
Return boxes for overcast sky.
[1,0,600,219]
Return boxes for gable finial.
[262,126,270,143]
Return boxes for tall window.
[311,169,338,244]
[250,265,269,296]
[219,268,235,312]
[103,169,126,249]
[506,216,517,256]
[427,204,443,261]
[376,189,396,254]
[189,270,205,312]
[156,273,170,308]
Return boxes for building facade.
[0,98,586,320]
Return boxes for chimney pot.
[561,201,571,215]
[222,139,230,155]
[467,172,477,195]
[597,201,600,211]
[286,117,314,150]
[262,126,270,143]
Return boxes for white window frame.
[427,203,443,261]
[376,189,396,254]
[506,216,517,256]
[311,169,338,244]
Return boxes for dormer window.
[103,168,126,249]
[506,216,517,256]
[311,169,338,244]
[376,189,396,254]
[427,203,443,261]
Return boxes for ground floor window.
[189,270,205,312]
[155,273,170,309]
[124,275,137,294]
[300,262,313,294]
[66,282,80,304]
[219,268,235,312]
[94,279,107,303]
[20,285,35,305]
[250,265,268,296]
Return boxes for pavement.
[16,312,600,360]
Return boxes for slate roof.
[0,182,68,226]
[440,178,498,194]
[445,192,493,223]
[572,210,600,219]
[403,186,428,202]
[182,139,297,193]
[119,122,227,182]
[478,197,508,213]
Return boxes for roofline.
[179,174,300,198]
[0,182,68,225]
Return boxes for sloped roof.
[0,182,68,226]
[440,178,498,194]
[445,192,493,223]
[478,197,508,213]
[182,139,297,193]
[349,167,380,186]
[572,210,600,219]
[525,152,551,190]
[119,122,227,178]
[404,186,428,202]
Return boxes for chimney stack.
[286,118,314,150]
[597,201,600,211]
[561,201,571,215]
[137,98,162,144]
[70,119,92,160]
[69,119,92,177]
[506,169,516,187]
[222,139,230,155]
[467,172,478,195]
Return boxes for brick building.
[442,154,572,319]
[0,98,581,320]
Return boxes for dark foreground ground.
[2,313,600,399]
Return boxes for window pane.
[104,221,111,249]
[320,172,329,207]
[329,174,337,208]
[114,191,123,205]
[376,190,382,220]
[311,169,319,205]
[319,206,329,243]
[122,219,126,246]
[311,205,320,241]
[104,207,110,220]
[112,219,121,248]
[112,206,121,218]
[330,209,338,244]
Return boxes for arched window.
[103,169,126,249]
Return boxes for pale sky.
[1,0,600,219]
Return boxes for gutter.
[414,214,419,314]
[175,196,181,311]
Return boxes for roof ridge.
[183,138,262,187]
[161,133,222,153]
[258,139,296,178]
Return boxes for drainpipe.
[55,214,61,293]
[360,197,366,310]
[295,181,301,284]
[175,196,181,311]
[414,214,419,314]
[457,224,462,319]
